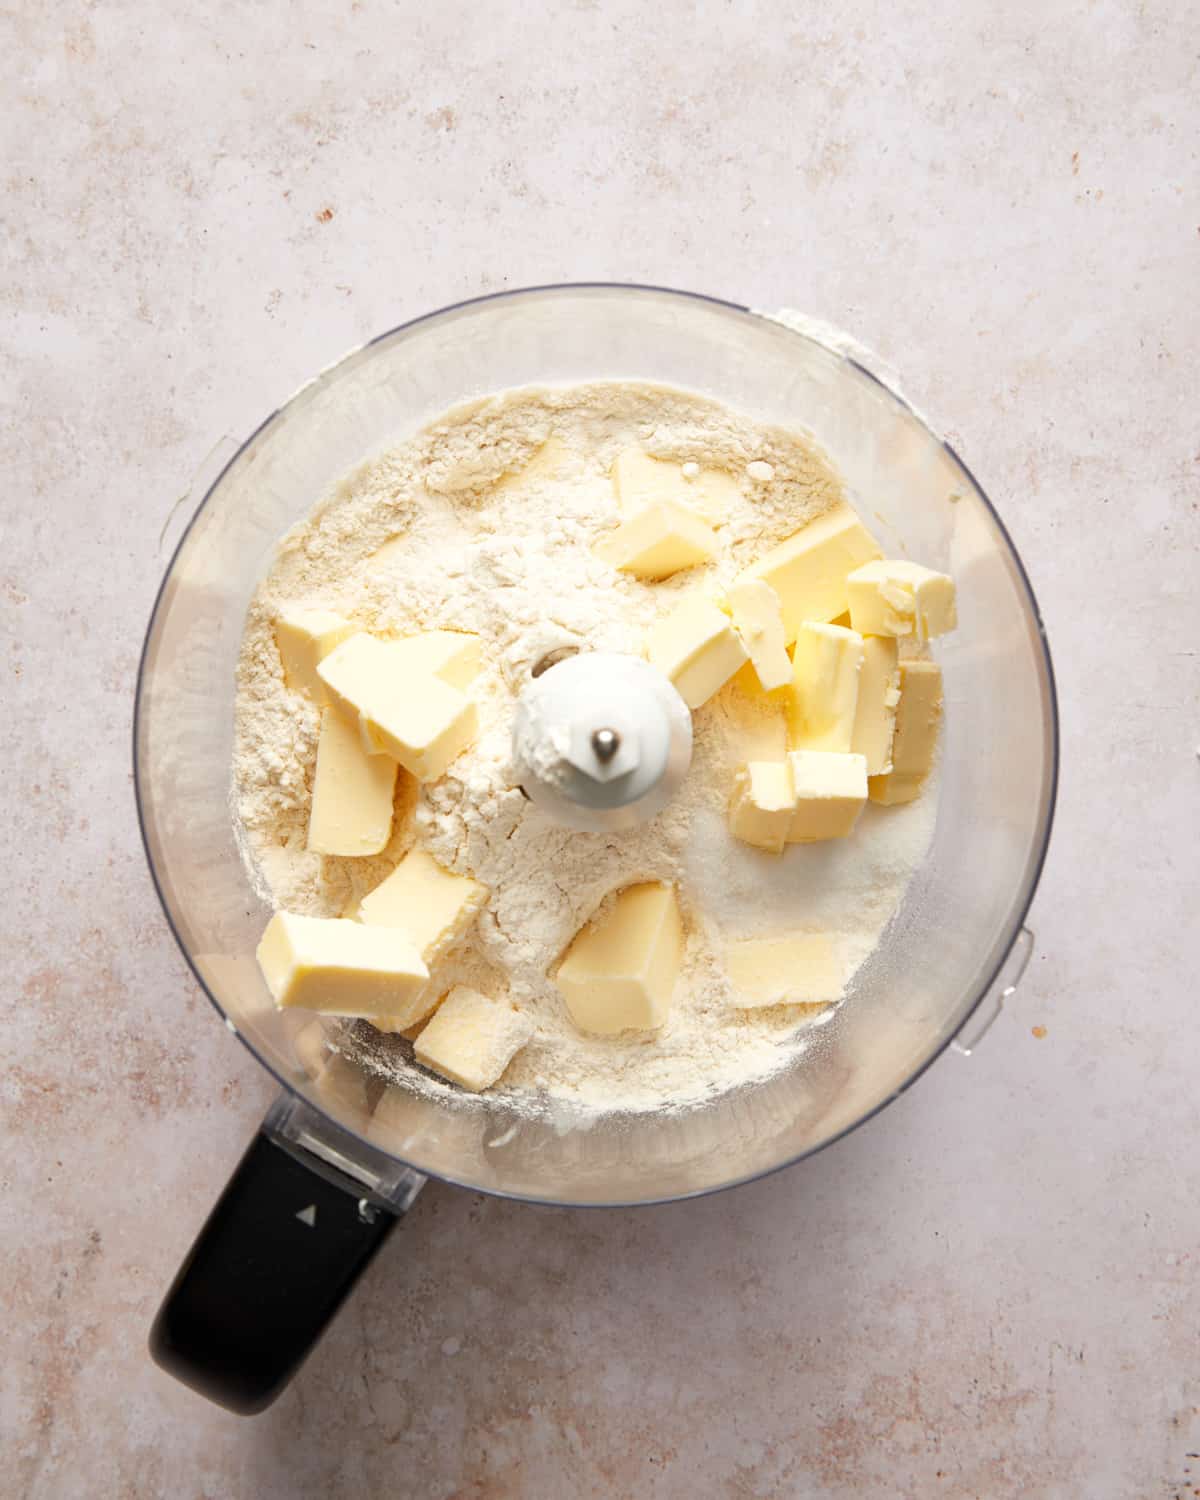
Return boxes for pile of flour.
[233,381,937,1115]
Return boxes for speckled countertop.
[4,3,1198,1496]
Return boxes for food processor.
[134,284,1058,1413]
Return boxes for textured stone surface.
[3,2,1197,1496]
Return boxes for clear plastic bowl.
[135,284,1058,1209]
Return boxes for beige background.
[3,2,1198,1496]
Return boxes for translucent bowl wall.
[135,285,1057,1206]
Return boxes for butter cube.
[357,848,488,1034]
[382,630,481,691]
[868,660,943,805]
[738,502,881,643]
[307,708,398,857]
[357,852,486,1038]
[494,435,572,497]
[730,656,791,714]
[846,560,958,640]
[317,632,478,781]
[256,912,429,1021]
[357,848,488,963]
[850,636,901,776]
[726,933,842,1008]
[274,608,357,704]
[370,1000,446,1040]
[556,882,683,1035]
[647,596,749,709]
[593,499,718,580]
[786,750,868,842]
[394,1012,438,1042]
[727,579,792,692]
[612,446,739,523]
[788,622,865,752]
[729,760,796,854]
[366,535,410,571]
[414,986,534,1092]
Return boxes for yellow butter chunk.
[256,912,429,1020]
[738,502,881,643]
[727,578,792,692]
[357,848,488,1035]
[414,986,534,1092]
[846,560,958,640]
[729,760,795,854]
[647,596,749,709]
[307,708,398,857]
[612,446,740,523]
[394,1011,439,1042]
[366,535,409,571]
[869,660,943,805]
[730,656,792,715]
[317,632,478,781]
[357,848,488,962]
[556,882,684,1035]
[382,630,481,691]
[593,499,718,580]
[369,1001,446,1038]
[786,750,868,842]
[725,933,842,1008]
[850,636,901,776]
[494,435,573,496]
[274,608,357,704]
[788,621,865,752]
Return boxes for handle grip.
[150,1124,399,1414]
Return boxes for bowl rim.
[132,280,1060,1208]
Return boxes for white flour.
[233,381,937,1115]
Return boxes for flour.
[232,381,937,1115]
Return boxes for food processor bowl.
[135,284,1057,1412]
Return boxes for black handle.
[150,1126,398,1415]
